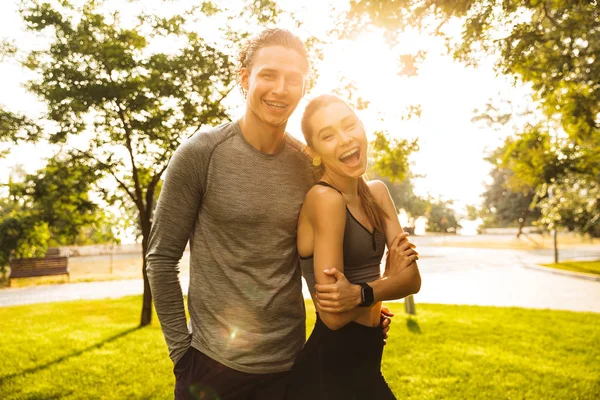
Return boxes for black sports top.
[300,181,386,296]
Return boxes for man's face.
[241,45,308,129]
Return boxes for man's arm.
[146,139,205,365]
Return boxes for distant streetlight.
[548,188,559,264]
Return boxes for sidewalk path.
[1,245,599,312]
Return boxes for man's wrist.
[354,284,362,306]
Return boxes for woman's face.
[308,102,368,179]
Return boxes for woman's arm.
[307,186,375,330]
[368,180,421,302]
[315,181,421,311]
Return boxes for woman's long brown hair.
[301,94,388,233]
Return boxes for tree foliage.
[425,198,460,233]
[14,0,236,325]
[0,212,50,277]
[374,174,427,221]
[371,131,419,183]
[345,0,599,237]
[8,152,113,246]
[346,0,599,161]
[480,140,541,235]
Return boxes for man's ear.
[240,67,250,93]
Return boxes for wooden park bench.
[8,249,69,285]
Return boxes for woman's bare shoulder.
[303,184,346,220]
[367,179,390,201]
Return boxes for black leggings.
[286,313,396,400]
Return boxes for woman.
[286,95,421,399]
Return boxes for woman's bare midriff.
[354,301,382,328]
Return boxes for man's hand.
[380,305,394,344]
[314,268,361,313]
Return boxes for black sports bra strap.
[315,181,342,194]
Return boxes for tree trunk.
[140,215,153,327]
[516,207,530,238]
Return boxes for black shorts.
[174,347,290,400]
[286,313,396,400]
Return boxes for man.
[147,29,393,400]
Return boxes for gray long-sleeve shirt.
[146,121,314,374]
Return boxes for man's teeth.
[265,100,286,109]
[339,148,359,160]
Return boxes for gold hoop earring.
[312,156,321,167]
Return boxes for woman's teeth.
[339,148,359,161]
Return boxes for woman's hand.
[384,232,418,277]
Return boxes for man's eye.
[263,74,273,79]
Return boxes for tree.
[537,175,600,238]
[14,0,235,326]
[346,1,598,127]
[371,130,419,184]
[373,174,428,228]
[8,152,116,246]
[480,139,541,236]
[347,0,599,164]
[0,213,50,279]
[424,197,460,233]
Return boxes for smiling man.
[146,29,316,400]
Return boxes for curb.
[524,264,600,282]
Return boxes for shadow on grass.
[406,318,421,334]
[23,392,72,400]
[0,326,140,385]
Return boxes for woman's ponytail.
[357,177,388,233]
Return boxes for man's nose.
[272,77,288,95]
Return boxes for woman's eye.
[344,124,356,130]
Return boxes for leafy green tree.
[0,109,40,159]
[14,0,236,326]
[480,139,541,236]
[425,198,460,233]
[346,1,598,127]
[371,130,419,184]
[345,0,599,177]
[373,174,428,226]
[8,152,115,246]
[0,213,50,279]
[537,175,600,238]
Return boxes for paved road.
[407,245,600,312]
[1,245,599,312]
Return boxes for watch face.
[360,283,373,307]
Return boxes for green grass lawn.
[540,259,600,276]
[1,297,598,399]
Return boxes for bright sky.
[0,0,533,216]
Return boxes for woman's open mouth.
[339,148,361,166]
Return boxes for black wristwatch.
[358,283,374,307]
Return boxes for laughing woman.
[286,95,421,400]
